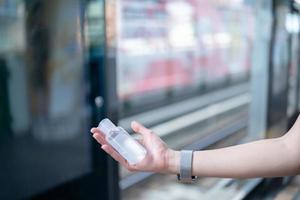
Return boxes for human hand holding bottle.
[91,116,300,179]
[90,121,180,174]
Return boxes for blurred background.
[0,0,300,199]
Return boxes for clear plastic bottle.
[98,118,147,165]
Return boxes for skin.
[90,116,300,178]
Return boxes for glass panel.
[115,0,272,199]
[117,0,254,117]
[0,0,92,199]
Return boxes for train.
[117,0,254,106]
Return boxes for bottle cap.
[98,118,117,136]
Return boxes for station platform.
[1,0,300,199]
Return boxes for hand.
[90,121,179,174]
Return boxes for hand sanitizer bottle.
[98,118,147,165]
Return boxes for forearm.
[167,136,299,178]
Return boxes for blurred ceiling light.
[285,13,300,34]
[168,24,196,49]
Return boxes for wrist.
[165,149,180,174]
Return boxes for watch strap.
[177,150,196,183]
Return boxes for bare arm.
[91,116,300,178]
[175,135,299,178]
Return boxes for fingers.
[92,133,107,145]
[136,138,144,146]
[91,127,102,134]
[101,144,136,171]
[91,127,107,145]
[131,121,152,136]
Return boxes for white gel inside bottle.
[98,118,147,165]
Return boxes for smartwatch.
[177,150,197,183]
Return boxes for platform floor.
[122,176,300,200]
[245,176,300,200]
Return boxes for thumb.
[131,121,151,136]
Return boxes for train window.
[117,0,256,149]
[117,0,255,118]
[114,0,273,199]
[0,1,93,199]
